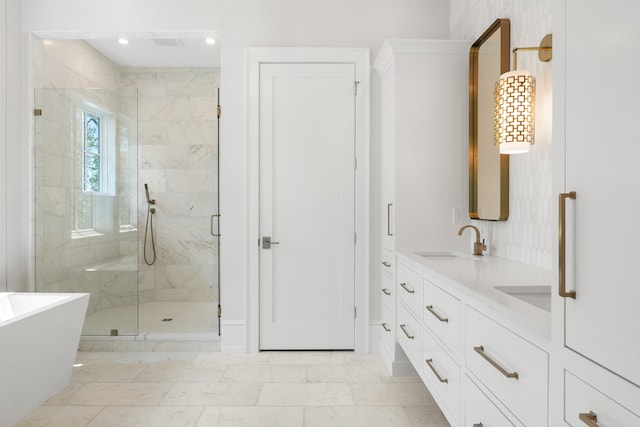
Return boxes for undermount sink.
[415,251,457,259]
[494,285,552,312]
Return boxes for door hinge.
[354,81,360,96]
[217,104,221,119]
[354,232,357,245]
[354,157,358,171]
[218,304,222,318]
[34,109,42,116]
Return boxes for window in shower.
[83,111,102,192]
[72,103,116,237]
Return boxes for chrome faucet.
[458,225,487,256]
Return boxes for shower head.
[144,183,156,205]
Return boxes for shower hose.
[143,202,156,265]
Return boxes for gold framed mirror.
[469,18,510,220]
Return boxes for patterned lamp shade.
[494,70,536,154]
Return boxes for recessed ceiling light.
[118,38,129,45]
[205,38,216,45]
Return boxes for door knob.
[262,236,280,249]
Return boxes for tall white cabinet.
[553,0,640,424]
[374,40,469,375]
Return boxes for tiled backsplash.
[450,0,553,269]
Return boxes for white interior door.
[259,63,355,350]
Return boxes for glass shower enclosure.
[34,88,139,336]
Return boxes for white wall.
[15,0,450,351]
[450,0,553,269]
[4,0,25,292]
[0,0,6,292]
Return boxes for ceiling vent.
[153,39,185,47]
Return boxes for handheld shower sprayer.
[144,183,155,205]
[143,183,156,265]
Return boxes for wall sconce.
[494,34,552,154]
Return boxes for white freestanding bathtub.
[0,292,89,427]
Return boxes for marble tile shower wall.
[121,69,219,304]
[450,0,553,269]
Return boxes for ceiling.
[38,32,221,68]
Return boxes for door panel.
[564,0,640,385]
[259,63,355,350]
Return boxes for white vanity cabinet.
[394,253,551,427]
[553,0,640,423]
[374,39,469,375]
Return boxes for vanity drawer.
[465,376,515,427]
[422,326,461,425]
[423,278,462,359]
[397,263,422,317]
[380,302,394,354]
[381,249,394,275]
[381,271,394,311]
[466,307,548,427]
[565,370,640,427]
[397,302,421,365]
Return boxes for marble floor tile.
[134,364,227,382]
[12,406,103,427]
[258,383,353,406]
[269,351,345,365]
[18,351,450,427]
[350,382,438,406]
[306,363,392,383]
[196,406,304,427]
[71,363,146,383]
[87,406,204,427]
[160,382,262,406]
[403,405,451,427]
[61,382,174,406]
[222,363,306,383]
[304,406,412,427]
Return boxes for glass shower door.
[34,88,139,336]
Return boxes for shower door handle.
[262,236,279,249]
[211,214,221,237]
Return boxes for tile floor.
[15,351,450,427]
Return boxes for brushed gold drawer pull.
[473,424,483,427]
[400,282,414,294]
[382,288,391,296]
[559,191,577,299]
[579,411,599,427]
[381,322,391,332]
[399,324,414,340]
[425,358,448,383]
[473,346,519,379]
[382,261,391,267]
[426,305,448,322]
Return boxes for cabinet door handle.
[425,305,448,323]
[559,192,577,299]
[579,411,599,427]
[381,322,391,332]
[473,346,519,379]
[399,324,414,340]
[387,203,393,236]
[382,261,391,267]
[382,288,391,296]
[400,282,414,294]
[425,358,448,383]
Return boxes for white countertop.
[398,250,553,343]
